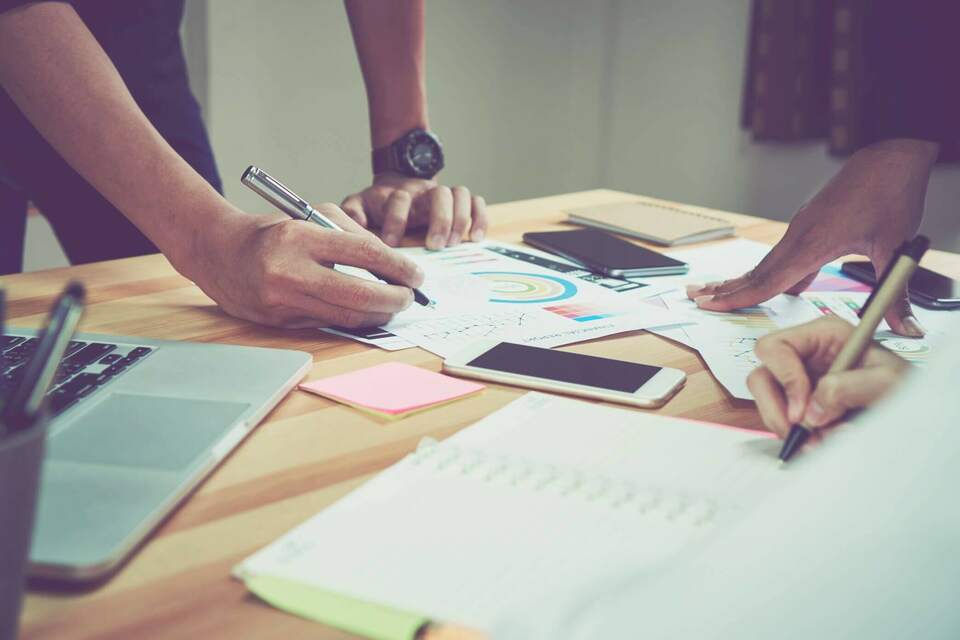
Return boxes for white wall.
[202,0,959,250]
[203,0,612,213]
[21,0,960,271]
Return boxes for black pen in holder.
[0,414,48,640]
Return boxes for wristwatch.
[372,128,444,179]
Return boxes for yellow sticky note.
[246,574,428,640]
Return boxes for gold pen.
[778,235,930,463]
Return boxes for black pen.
[241,166,429,306]
[778,236,930,463]
[1,282,85,433]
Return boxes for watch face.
[402,130,444,178]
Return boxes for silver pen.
[241,165,428,306]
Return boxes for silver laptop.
[1,328,311,583]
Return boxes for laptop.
[0,328,311,583]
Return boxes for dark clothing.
[0,0,221,274]
[742,0,960,161]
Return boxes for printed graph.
[472,271,578,304]
[879,337,931,363]
[544,303,615,323]
[702,306,778,330]
[807,265,872,293]
[415,311,533,342]
[726,336,760,369]
[420,246,500,267]
[803,293,862,323]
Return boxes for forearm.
[344,0,428,148]
[0,3,234,268]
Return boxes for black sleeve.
[862,1,960,149]
[0,0,71,16]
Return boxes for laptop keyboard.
[0,334,155,418]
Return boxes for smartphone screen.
[466,342,661,392]
[842,261,960,301]
[523,229,687,274]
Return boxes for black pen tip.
[778,425,811,464]
[412,288,431,306]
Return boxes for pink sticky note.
[299,362,484,417]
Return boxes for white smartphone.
[443,341,686,409]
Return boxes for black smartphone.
[522,229,688,278]
[841,260,960,310]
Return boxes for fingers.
[450,186,472,246]
[339,194,368,229]
[298,267,414,314]
[420,186,454,250]
[803,365,906,428]
[275,292,396,329]
[784,271,818,295]
[306,227,425,289]
[752,332,814,424]
[313,201,371,236]
[380,190,414,247]
[746,366,791,437]
[470,194,488,242]
[867,250,925,337]
[687,241,827,311]
[751,316,856,423]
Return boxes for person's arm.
[340,0,487,249]
[0,2,421,329]
[746,316,909,437]
[687,138,938,336]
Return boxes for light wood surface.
[7,189,959,639]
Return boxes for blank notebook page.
[236,393,787,631]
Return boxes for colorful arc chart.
[472,271,578,304]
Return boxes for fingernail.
[686,283,706,297]
[427,234,444,249]
[902,316,925,337]
[471,229,485,242]
[802,400,826,427]
[694,295,714,306]
[449,235,462,247]
[383,233,398,246]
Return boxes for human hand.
[687,139,939,337]
[340,172,487,249]
[746,316,909,437]
[179,203,424,329]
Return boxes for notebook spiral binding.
[407,439,717,527]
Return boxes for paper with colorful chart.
[650,239,958,398]
[381,242,682,358]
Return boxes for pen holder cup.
[0,418,47,640]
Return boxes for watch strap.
[371,144,398,175]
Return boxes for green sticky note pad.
[246,574,429,640]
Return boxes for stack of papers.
[326,237,958,403]
[645,239,957,399]
[331,241,684,359]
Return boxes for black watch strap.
[371,144,397,175]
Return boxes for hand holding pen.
[745,236,929,462]
[243,166,430,306]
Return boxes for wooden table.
[8,189,959,639]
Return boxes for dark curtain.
[742,0,960,162]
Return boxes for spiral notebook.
[235,393,784,634]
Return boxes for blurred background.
[23,0,960,271]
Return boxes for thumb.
[869,251,924,337]
[802,367,903,428]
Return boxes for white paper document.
[379,242,683,357]
[649,242,959,398]
[236,393,783,631]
